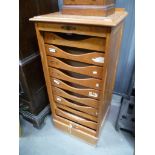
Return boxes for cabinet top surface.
[29,9,127,27]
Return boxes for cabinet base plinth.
[53,118,98,145]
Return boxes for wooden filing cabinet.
[30,9,127,144]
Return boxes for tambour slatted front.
[30,10,127,145]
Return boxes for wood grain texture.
[53,95,98,116]
[64,0,115,5]
[53,87,99,108]
[57,103,97,122]
[56,108,97,130]
[51,78,100,99]
[53,118,98,144]
[44,32,105,52]
[96,22,124,137]
[54,115,96,136]
[35,24,56,117]
[29,10,128,27]
[45,44,105,66]
[37,22,107,37]
[47,57,103,79]
[32,11,127,144]
[62,6,115,17]
[49,68,102,90]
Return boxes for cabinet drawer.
[57,103,97,122]
[54,115,96,136]
[56,108,97,130]
[44,32,105,52]
[54,95,98,116]
[45,44,105,66]
[47,57,103,79]
[51,78,100,99]
[53,87,98,108]
[49,68,102,90]
[38,22,107,38]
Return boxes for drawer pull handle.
[61,25,76,31]
[49,48,56,53]
[92,71,97,75]
[92,57,104,63]
[89,92,98,98]
[54,79,60,85]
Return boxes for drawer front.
[54,115,96,136]
[47,57,103,79]
[51,78,100,99]
[38,23,107,38]
[45,44,105,66]
[56,103,97,122]
[44,32,105,52]
[52,87,98,108]
[56,108,97,130]
[53,95,98,116]
[49,68,102,90]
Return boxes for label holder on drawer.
[49,48,56,53]
[92,57,104,63]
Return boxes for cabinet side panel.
[97,22,124,136]
[35,24,56,117]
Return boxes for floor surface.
[20,95,134,155]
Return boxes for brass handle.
[61,25,76,31]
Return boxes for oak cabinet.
[30,9,127,144]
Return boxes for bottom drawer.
[54,115,96,136]
[53,117,98,145]
[55,108,97,130]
